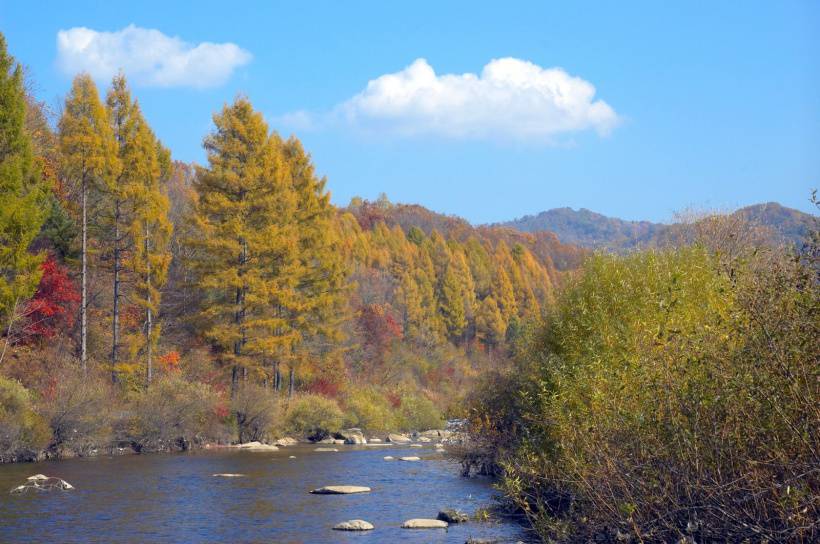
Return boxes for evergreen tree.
[0,33,48,356]
[59,74,119,372]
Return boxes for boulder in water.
[388,433,411,444]
[399,456,421,461]
[332,519,374,531]
[310,485,371,494]
[383,456,395,460]
[401,518,448,529]
[339,428,367,445]
[274,437,299,447]
[437,509,469,523]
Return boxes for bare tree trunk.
[145,228,153,385]
[231,237,247,398]
[274,361,281,392]
[288,366,295,398]
[111,198,121,383]
[81,175,88,374]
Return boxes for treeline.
[460,212,819,542]
[0,33,567,460]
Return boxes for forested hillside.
[0,33,580,461]
[501,202,815,250]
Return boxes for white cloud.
[333,58,619,141]
[56,25,251,88]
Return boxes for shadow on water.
[0,444,530,543]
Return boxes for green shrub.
[126,376,222,452]
[284,393,344,440]
[396,391,444,432]
[468,244,820,542]
[0,377,49,461]
[344,387,396,432]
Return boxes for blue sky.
[2,1,818,223]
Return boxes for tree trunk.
[111,198,121,383]
[288,366,295,398]
[81,175,88,374]
[145,228,153,385]
[274,362,281,392]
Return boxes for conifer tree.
[59,74,118,372]
[190,98,298,394]
[105,74,138,379]
[280,136,348,395]
[0,33,48,355]
[126,108,172,384]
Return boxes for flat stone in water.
[212,473,245,478]
[383,456,394,460]
[332,519,374,531]
[310,485,371,494]
[401,518,449,529]
[399,456,421,461]
[314,447,338,452]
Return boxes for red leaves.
[23,256,80,341]
[357,303,402,363]
[158,351,181,372]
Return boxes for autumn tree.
[0,34,50,367]
[58,74,118,372]
[189,98,299,394]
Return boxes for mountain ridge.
[496,201,816,250]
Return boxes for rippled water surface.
[0,444,529,543]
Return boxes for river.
[0,443,530,543]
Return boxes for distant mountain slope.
[499,202,816,250]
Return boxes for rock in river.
[388,433,411,444]
[399,456,421,461]
[338,428,368,445]
[437,509,469,523]
[332,519,374,531]
[401,518,449,529]
[212,473,245,478]
[314,447,339,452]
[310,485,371,494]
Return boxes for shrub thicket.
[0,376,49,461]
[465,239,819,542]
[284,393,344,440]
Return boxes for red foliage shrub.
[23,256,80,342]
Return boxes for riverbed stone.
[310,485,371,494]
[233,441,279,451]
[212,473,245,477]
[418,436,432,442]
[369,438,382,443]
[332,519,374,531]
[437,509,469,523]
[401,518,448,529]
[410,443,423,448]
[314,447,339,452]
[274,437,299,446]
[388,433,411,443]
[399,456,421,461]
[26,474,48,481]
[339,428,367,445]
[383,456,394,460]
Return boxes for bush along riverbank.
[0,370,452,463]
[459,216,819,543]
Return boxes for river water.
[0,443,529,543]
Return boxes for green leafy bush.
[396,391,444,432]
[466,243,819,542]
[284,393,344,440]
[0,377,49,461]
[344,387,396,432]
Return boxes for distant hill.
[499,202,816,251]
